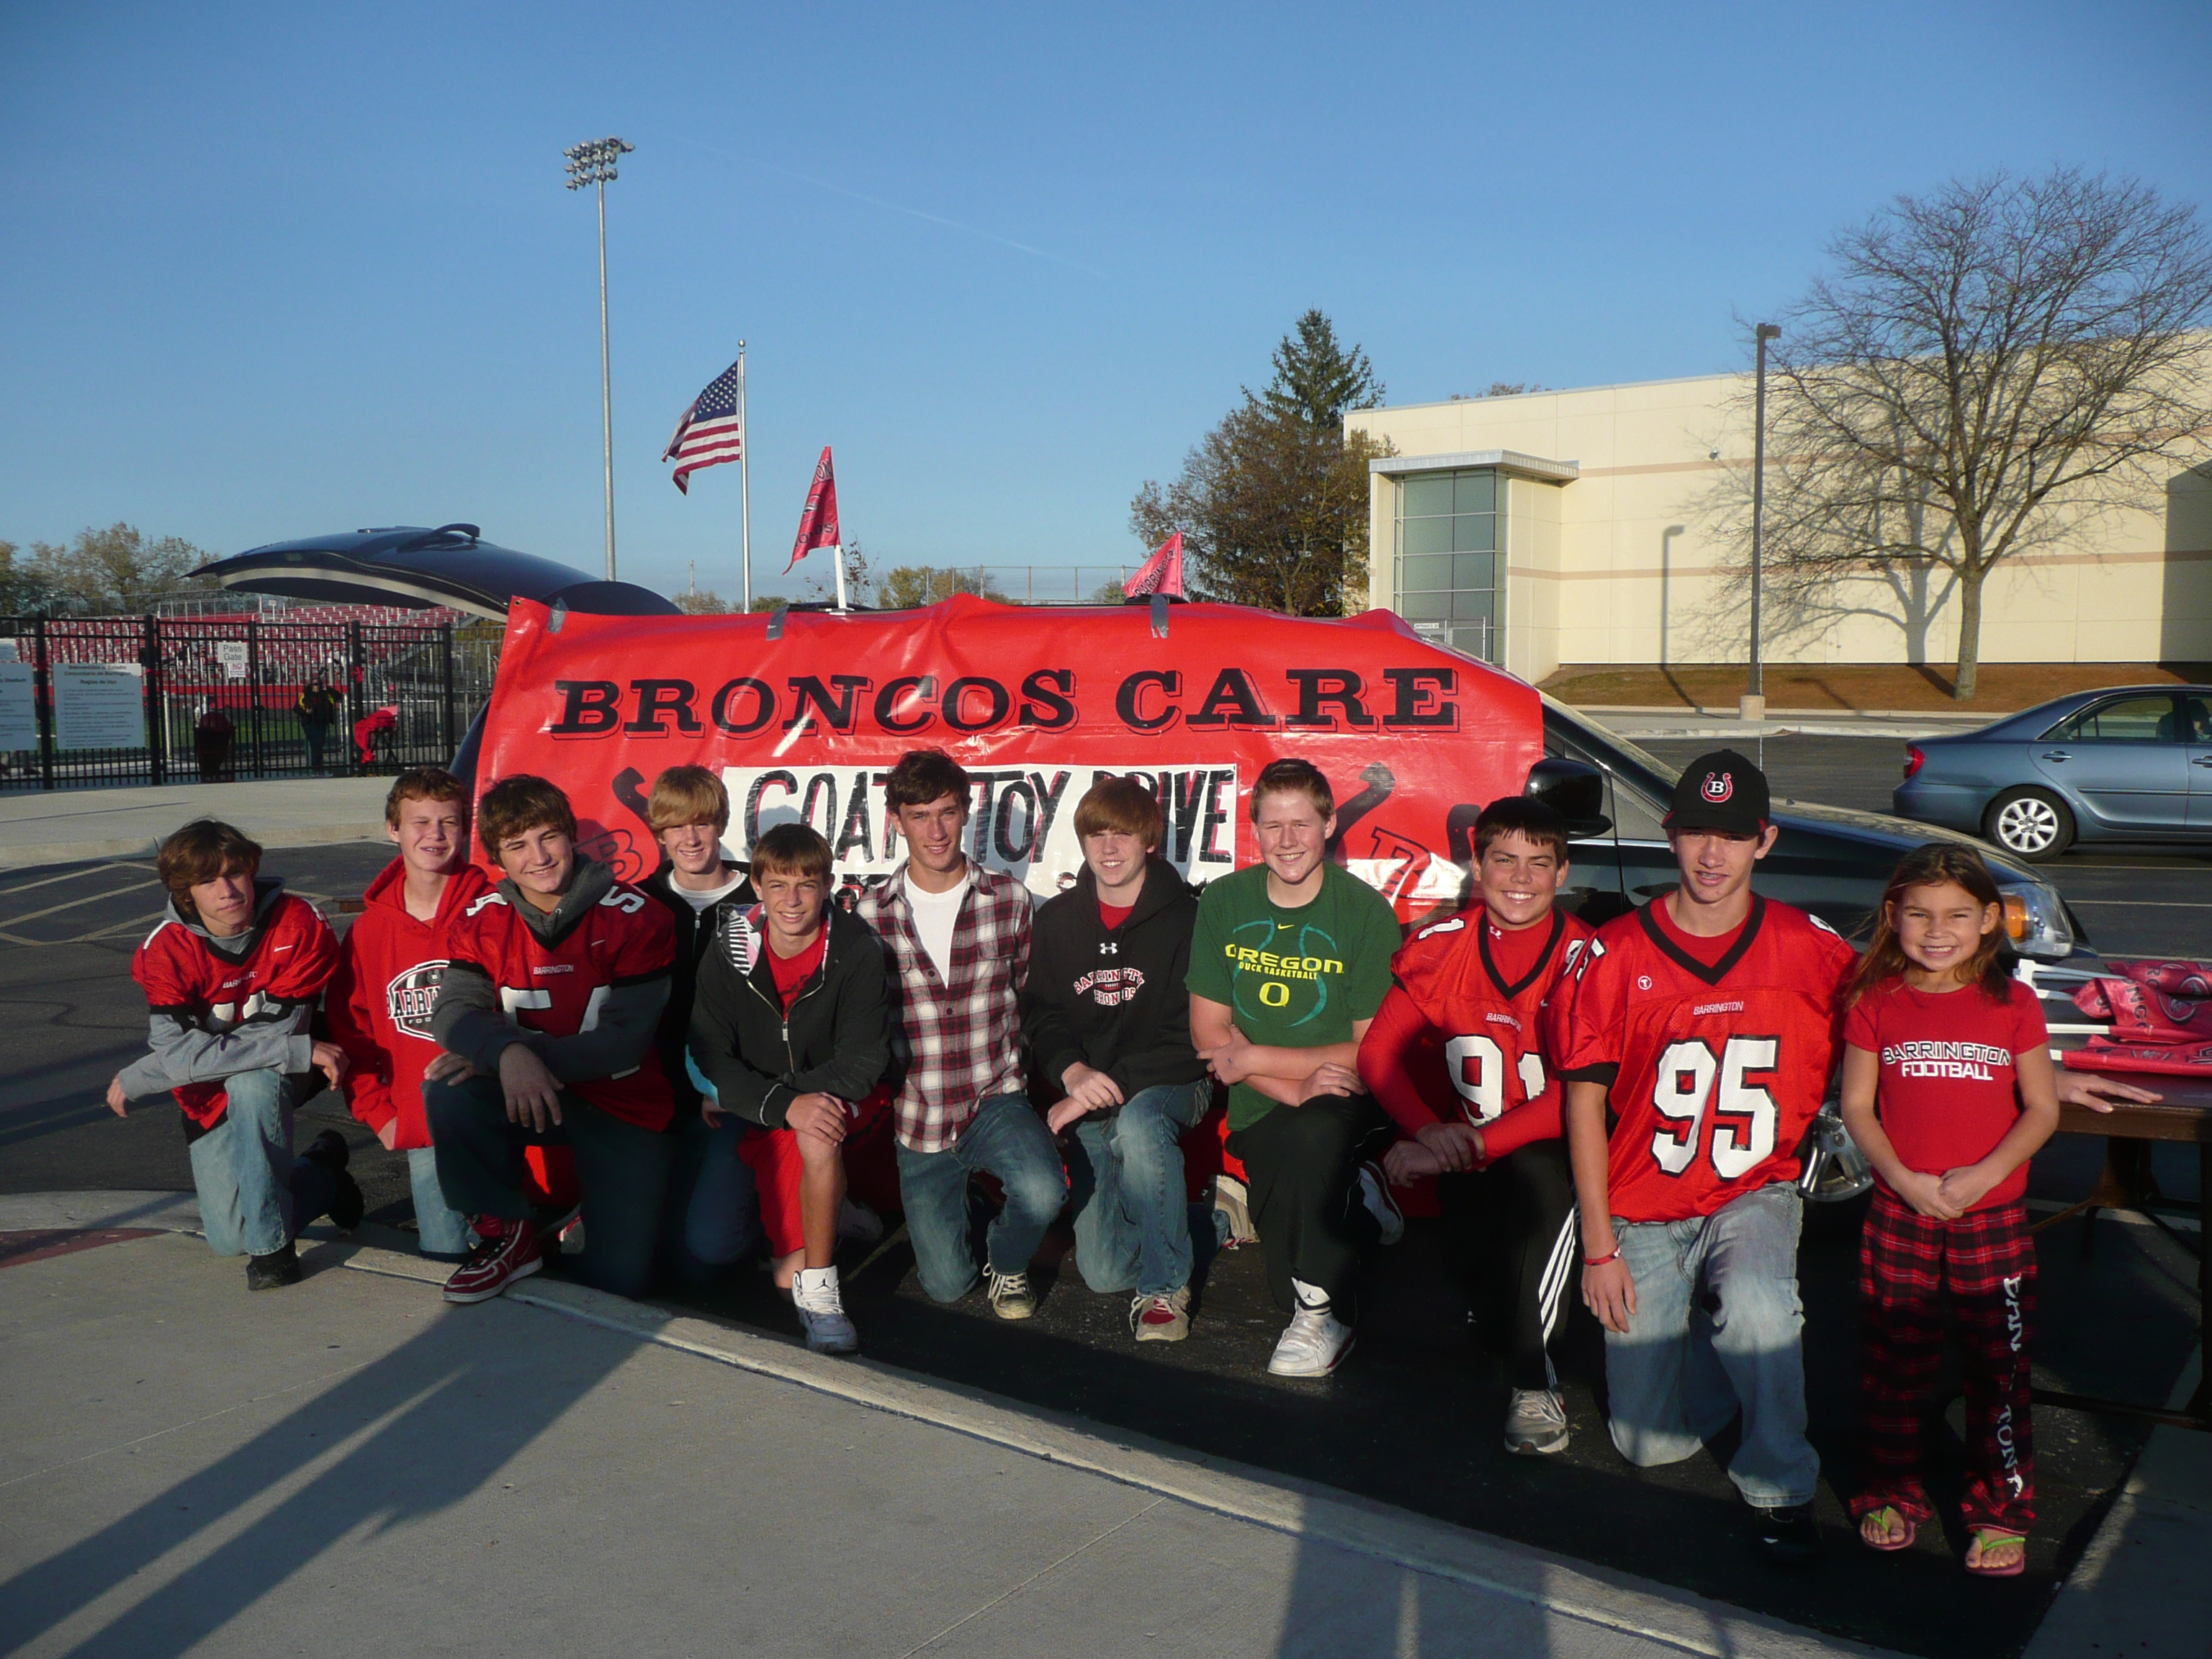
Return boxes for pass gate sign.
[472,595,1542,915]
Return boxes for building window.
[1395,469,1499,663]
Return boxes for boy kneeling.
[108,819,359,1290]
[688,823,891,1352]
[427,775,678,1303]
[1359,796,1593,1452]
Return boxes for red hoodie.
[326,857,490,1149]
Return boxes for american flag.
[662,359,745,494]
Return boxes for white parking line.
[0,862,142,899]
[0,879,162,930]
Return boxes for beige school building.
[1344,372,2212,687]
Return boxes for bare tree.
[1752,168,2212,700]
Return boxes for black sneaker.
[302,1129,365,1231]
[1753,1502,1822,1567]
[247,1243,303,1291]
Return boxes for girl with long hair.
[1838,842,2057,1577]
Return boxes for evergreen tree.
[1255,310,1383,428]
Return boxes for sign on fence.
[215,641,250,680]
[0,662,35,751]
[53,662,146,750]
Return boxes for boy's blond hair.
[647,765,730,835]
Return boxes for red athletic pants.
[1852,1189,2036,1533]
[739,1093,898,1259]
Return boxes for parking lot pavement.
[2,745,2206,1658]
[0,777,391,870]
[0,1226,1891,1659]
[1635,735,2212,961]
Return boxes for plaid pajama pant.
[1851,1190,2036,1534]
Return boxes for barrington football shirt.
[1843,976,2049,1210]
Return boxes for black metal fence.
[0,614,500,790]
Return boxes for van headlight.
[1997,878,2075,961]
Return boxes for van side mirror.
[1524,757,1613,840]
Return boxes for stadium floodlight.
[565,138,636,580]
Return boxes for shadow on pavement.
[0,1287,631,1659]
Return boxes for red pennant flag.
[786,446,840,572]
[1123,531,1185,599]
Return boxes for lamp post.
[1743,322,1781,723]
[565,137,634,581]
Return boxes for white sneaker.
[836,1197,885,1247]
[1213,1174,1258,1248]
[791,1266,859,1354]
[984,1266,1037,1320]
[1267,1279,1354,1377]
[1357,1161,1405,1246]
[1503,1388,1570,1455]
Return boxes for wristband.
[1583,1244,1622,1267]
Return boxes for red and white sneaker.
[442,1219,541,1305]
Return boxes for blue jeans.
[186,1069,332,1258]
[662,1113,760,1285]
[1067,1080,1210,1297]
[894,1094,1068,1303]
[407,1145,472,1259]
[1604,1182,1818,1509]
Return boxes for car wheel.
[1984,787,2074,860]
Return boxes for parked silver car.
[1894,685,2212,859]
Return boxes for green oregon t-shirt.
[1187,860,1400,1130]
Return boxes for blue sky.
[4,1,2207,605]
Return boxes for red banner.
[1124,532,1186,598]
[472,595,1542,922]
[786,446,840,571]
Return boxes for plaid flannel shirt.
[856,861,1032,1153]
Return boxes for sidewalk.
[0,778,391,870]
[0,1192,1902,1659]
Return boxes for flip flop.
[1857,1506,1915,1552]
[1965,1527,2027,1578]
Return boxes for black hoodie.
[1022,855,1206,1105]
[642,860,756,1117]
[686,902,892,1130]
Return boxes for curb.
[335,1241,1903,1659]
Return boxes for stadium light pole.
[1744,321,1781,722]
[565,137,634,581]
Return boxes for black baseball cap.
[1664,748,1770,835]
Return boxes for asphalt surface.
[2,739,2206,1659]
[1640,733,2212,960]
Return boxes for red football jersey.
[130,892,340,1128]
[444,880,678,1130]
[1387,906,1596,1146]
[1557,894,1854,1223]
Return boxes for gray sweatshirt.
[428,857,669,1084]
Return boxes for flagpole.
[737,342,752,611]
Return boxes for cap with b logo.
[1664,748,1770,835]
